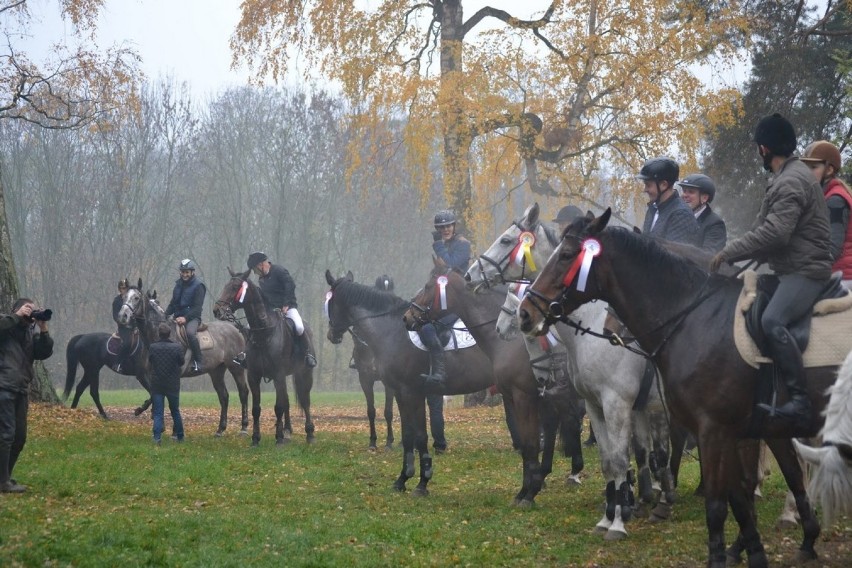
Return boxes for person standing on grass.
[0,298,53,493]
[148,323,185,444]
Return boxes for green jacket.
[0,314,54,393]
[721,157,833,280]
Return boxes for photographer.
[0,298,53,493]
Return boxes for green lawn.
[0,392,849,567]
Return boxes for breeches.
[286,308,305,335]
[761,273,826,340]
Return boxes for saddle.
[408,318,477,352]
[107,330,140,356]
[734,271,852,368]
[175,322,214,351]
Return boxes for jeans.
[0,388,28,479]
[151,392,184,441]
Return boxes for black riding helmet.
[434,210,457,228]
[636,157,680,185]
[679,174,716,203]
[754,113,796,156]
[178,259,197,271]
[247,251,268,270]
[375,275,395,291]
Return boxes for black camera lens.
[32,309,52,321]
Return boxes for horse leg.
[765,437,820,563]
[631,411,655,516]
[249,372,262,446]
[538,403,559,489]
[71,375,91,411]
[85,372,112,420]
[392,394,421,492]
[599,396,633,541]
[383,383,395,449]
[412,400,432,497]
[501,394,522,450]
[586,404,616,534]
[209,366,229,437]
[509,389,543,507]
[361,373,379,450]
[648,408,676,522]
[273,377,290,445]
[294,370,315,444]
[229,367,250,435]
[133,367,153,416]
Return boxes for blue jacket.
[165,276,206,321]
[433,235,471,271]
[642,192,699,245]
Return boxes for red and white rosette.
[434,275,449,310]
[323,290,333,320]
[562,238,602,292]
[236,281,248,304]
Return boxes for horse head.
[324,269,355,344]
[465,202,559,292]
[118,283,145,327]
[402,258,462,331]
[213,268,252,320]
[495,281,529,340]
[518,208,611,336]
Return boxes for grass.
[0,392,850,567]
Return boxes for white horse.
[794,349,852,525]
[467,203,675,540]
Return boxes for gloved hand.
[709,252,727,273]
[432,230,442,242]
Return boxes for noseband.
[474,221,557,287]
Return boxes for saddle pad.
[106,332,140,356]
[177,327,215,351]
[734,271,852,369]
[408,319,477,352]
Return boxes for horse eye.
[500,237,512,245]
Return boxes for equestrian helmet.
[118,278,129,289]
[178,259,197,271]
[754,113,796,156]
[434,210,457,228]
[636,157,680,185]
[678,174,717,202]
[801,140,842,172]
[375,275,395,291]
[553,205,584,224]
[247,251,268,270]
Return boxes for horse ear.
[346,270,354,281]
[523,202,540,228]
[325,269,335,286]
[137,278,143,289]
[228,266,236,277]
[240,268,251,280]
[588,208,611,234]
[633,226,642,234]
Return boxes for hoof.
[793,549,817,563]
[133,408,144,417]
[725,553,743,566]
[515,499,534,510]
[412,487,429,497]
[392,484,406,493]
[385,443,394,451]
[648,502,672,523]
[251,440,260,447]
[276,438,290,446]
[566,474,582,486]
[214,431,225,438]
[774,517,798,530]
[239,430,249,436]
[604,529,627,541]
[306,434,316,445]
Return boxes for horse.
[324,270,524,498]
[351,332,397,450]
[64,332,151,418]
[518,209,839,567]
[212,269,315,446]
[794,348,852,525]
[119,286,250,437]
[466,203,676,537]
[403,262,586,506]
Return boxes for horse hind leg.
[294,370,315,444]
[209,367,229,437]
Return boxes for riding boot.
[188,335,204,373]
[757,328,811,428]
[420,347,447,392]
[0,447,26,493]
[299,332,317,368]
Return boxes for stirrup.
[305,354,317,368]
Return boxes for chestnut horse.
[518,209,839,567]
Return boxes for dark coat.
[112,294,123,325]
[165,276,206,321]
[148,339,184,396]
[642,192,699,245]
[695,206,727,253]
[0,314,53,393]
[258,263,298,309]
[721,157,833,279]
[433,235,472,271]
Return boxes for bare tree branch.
[461,2,565,58]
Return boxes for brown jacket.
[721,157,832,280]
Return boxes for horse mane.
[822,354,852,444]
[607,227,710,289]
[540,222,560,248]
[335,278,410,313]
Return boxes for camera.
[31,309,53,322]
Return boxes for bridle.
[471,220,559,288]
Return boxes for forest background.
[0,0,849,397]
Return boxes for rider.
[111,278,132,372]
[552,205,584,233]
[710,113,833,428]
[164,259,206,373]
[246,251,317,368]
[638,157,699,244]
[679,173,727,253]
[800,140,852,288]
[419,210,471,390]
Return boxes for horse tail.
[797,441,852,526]
[64,334,83,400]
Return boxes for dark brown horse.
[518,209,837,567]
[351,331,396,450]
[212,269,315,446]
[324,270,523,498]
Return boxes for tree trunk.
[0,176,60,404]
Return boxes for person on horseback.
[801,140,852,289]
[247,251,317,368]
[553,205,584,233]
[710,113,833,428]
[638,157,699,245]
[419,209,471,390]
[111,279,133,372]
[165,259,206,373]
[679,173,727,253]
